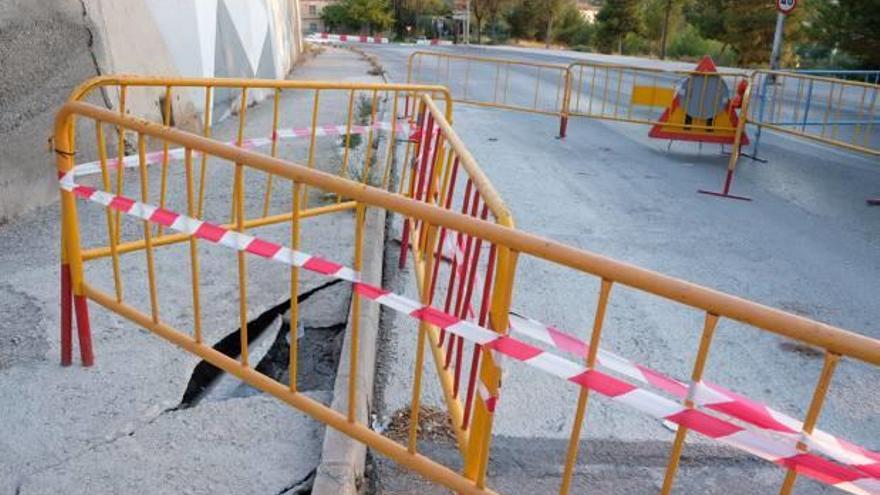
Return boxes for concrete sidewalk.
[0,46,388,494]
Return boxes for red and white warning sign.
[648,56,749,145]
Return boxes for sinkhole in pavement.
[177,279,350,409]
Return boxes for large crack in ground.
[177,278,348,408]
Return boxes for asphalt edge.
[312,206,386,495]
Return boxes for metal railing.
[406,51,571,126]
[788,69,880,85]
[56,77,879,495]
[55,86,511,493]
[749,70,880,158]
[565,61,751,135]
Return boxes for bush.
[621,33,650,55]
[668,24,736,66]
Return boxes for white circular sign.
[776,0,797,14]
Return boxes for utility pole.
[769,12,785,70]
[660,0,672,60]
[770,0,797,70]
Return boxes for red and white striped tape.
[60,173,878,494]
[415,39,454,46]
[308,33,390,44]
[434,233,879,485]
[72,121,414,178]
[507,313,880,480]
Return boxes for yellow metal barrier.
[749,70,880,157]
[406,51,571,134]
[565,60,751,137]
[56,79,879,494]
[55,74,511,493]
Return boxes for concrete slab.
[18,393,330,495]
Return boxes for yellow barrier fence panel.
[406,51,572,136]
[749,70,880,157]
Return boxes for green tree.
[321,3,356,33]
[643,0,682,58]
[595,0,642,53]
[553,3,594,47]
[685,0,801,66]
[471,0,492,43]
[348,0,395,34]
[808,0,880,67]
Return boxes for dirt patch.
[385,405,456,444]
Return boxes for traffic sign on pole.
[776,0,797,15]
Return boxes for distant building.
[301,0,336,33]
[577,0,600,23]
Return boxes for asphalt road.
[361,43,880,493]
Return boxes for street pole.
[769,12,785,70]
[465,0,471,45]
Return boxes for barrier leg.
[698,168,751,201]
[398,219,411,269]
[699,86,752,201]
[558,115,568,139]
[60,262,73,366]
[74,292,94,366]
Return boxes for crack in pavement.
[176,279,344,409]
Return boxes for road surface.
[359,42,880,493]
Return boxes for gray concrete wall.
[0,0,101,223]
[0,0,304,221]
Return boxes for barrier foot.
[73,294,94,366]
[868,198,880,206]
[698,189,752,201]
[60,263,73,367]
[698,170,751,201]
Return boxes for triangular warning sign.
[649,56,749,145]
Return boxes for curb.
[312,206,386,495]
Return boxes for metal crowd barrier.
[749,70,880,158]
[789,69,880,85]
[406,51,571,131]
[56,76,879,494]
[55,83,510,493]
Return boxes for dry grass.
[385,405,456,444]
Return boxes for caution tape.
[72,121,414,178]
[507,313,880,481]
[59,173,879,494]
[433,230,880,486]
[307,33,390,44]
